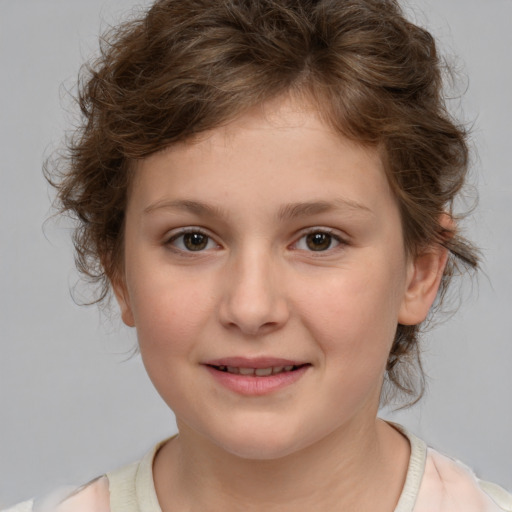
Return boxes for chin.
[204,421,320,461]
[219,438,302,461]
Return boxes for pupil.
[184,232,208,251]
[306,232,331,251]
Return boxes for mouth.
[207,364,308,376]
[203,358,311,395]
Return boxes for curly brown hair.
[49,0,478,404]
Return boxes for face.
[115,96,440,460]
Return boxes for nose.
[218,247,290,336]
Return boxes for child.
[5,0,511,510]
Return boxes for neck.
[153,418,410,512]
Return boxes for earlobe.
[112,278,135,327]
[101,251,136,327]
[398,243,449,326]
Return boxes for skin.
[113,95,448,512]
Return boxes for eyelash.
[164,227,347,254]
[292,228,346,253]
[165,228,220,253]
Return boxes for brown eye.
[168,230,217,252]
[305,232,334,251]
[183,232,209,251]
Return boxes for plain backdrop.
[1,0,511,507]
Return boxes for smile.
[211,365,305,376]
[203,360,311,396]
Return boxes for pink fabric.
[414,449,510,512]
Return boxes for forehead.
[129,96,396,224]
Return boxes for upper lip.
[203,357,309,368]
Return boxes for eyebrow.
[143,198,373,219]
[144,199,227,218]
[277,199,372,221]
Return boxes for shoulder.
[2,500,34,512]
[414,448,512,512]
[2,477,110,512]
[3,439,167,512]
[54,477,110,512]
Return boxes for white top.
[4,427,512,512]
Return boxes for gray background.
[1,0,511,507]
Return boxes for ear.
[398,217,452,326]
[111,277,135,328]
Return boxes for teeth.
[217,365,301,376]
[255,368,272,376]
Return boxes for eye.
[167,229,218,252]
[294,230,342,252]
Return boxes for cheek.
[128,269,213,356]
[297,278,402,415]
[129,274,213,405]
[295,265,404,364]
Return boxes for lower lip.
[204,365,310,396]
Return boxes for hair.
[48,0,478,404]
